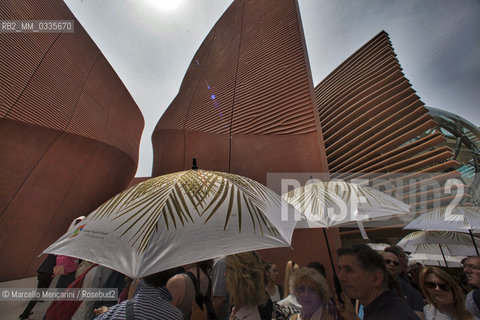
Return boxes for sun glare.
[145,0,185,12]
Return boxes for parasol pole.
[323,228,337,277]
[312,177,339,276]
[468,229,480,256]
[323,228,343,301]
[438,244,449,268]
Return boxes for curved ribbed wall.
[152,0,328,183]
[152,0,339,286]
[0,0,144,280]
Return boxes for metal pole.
[323,228,337,277]
[469,229,480,256]
[439,244,449,268]
[323,228,343,301]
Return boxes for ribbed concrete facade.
[152,0,329,183]
[0,0,144,280]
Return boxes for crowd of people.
[20,243,480,320]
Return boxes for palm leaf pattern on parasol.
[283,182,340,222]
[89,170,281,253]
[398,230,479,255]
[283,181,404,223]
[400,230,471,244]
[408,206,480,229]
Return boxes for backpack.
[45,263,98,320]
[184,271,217,320]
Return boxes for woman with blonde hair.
[290,267,334,320]
[419,266,476,320]
[275,261,301,320]
[226,252,268,320]
[283,261,300,299]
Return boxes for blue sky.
[64,0,480,177]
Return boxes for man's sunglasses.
[425,281,451,291]
[384,259,399,266]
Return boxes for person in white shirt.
[419,266,477,320]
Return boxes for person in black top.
[384,246,425,319]
[382,250,425,319]
[19,254,57,319]
[335,244,420,320]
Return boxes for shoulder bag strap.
[126,299,135,320]
[206,275,212,298]
[184,271,200,296]
[185,270,204,309]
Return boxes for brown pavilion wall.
[152,0,340,285]
[153,0,329,181]
[0,0,144,280]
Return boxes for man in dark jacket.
[464,256,480,318]
[335,244,420,320]
[384,246,425,319]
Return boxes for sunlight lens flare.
[145,0,185,12]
